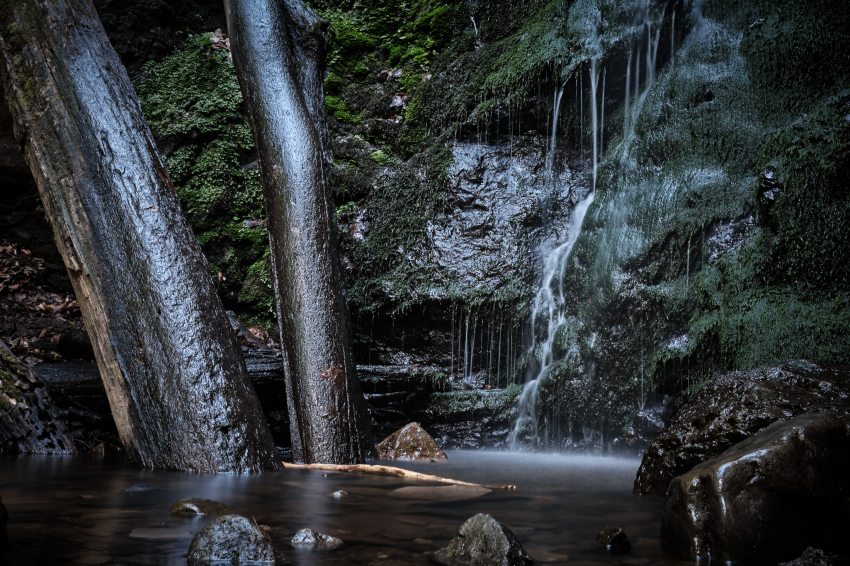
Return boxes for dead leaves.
[0,240,83,364]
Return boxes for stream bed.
[0,450,688,564]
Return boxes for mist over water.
[1,452,683,564]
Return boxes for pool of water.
[0,450,688,564]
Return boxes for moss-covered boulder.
[434,513,533,566]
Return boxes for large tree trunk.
[0,0,279,472]
[0,339,75,455]
[224,0,372,464]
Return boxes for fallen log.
[283,462,517,491]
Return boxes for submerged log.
[283,462,517,491]
[0,339,75,454]
[0,0,278,472]
[224,0,372,464]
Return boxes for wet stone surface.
[169,498,232,518]
[660,414,850,564]
[376,422,447,461]
[187,514,276,565]
[596,526,631,553]
[635,360,850,495]
[433,513,533,566]
[291,528,344,551]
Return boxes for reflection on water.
[0,451,688,564]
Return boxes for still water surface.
[1,451,688,564]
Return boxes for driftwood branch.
[283,462,517,491]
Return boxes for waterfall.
[508,54,601,449]
[546,83,567,175]
[624,49,632,135]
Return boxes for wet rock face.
[778,547,841,566]
[634,360,850,495]
[423,140,586,300]
[0,341,76,455]
[660,414,850,564]
[434,513,533,566]
[187,515,276,565]
[376,422,447,461]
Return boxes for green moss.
[325,94,363,125]
[135,35,273,328]
[537,0,850,436]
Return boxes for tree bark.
[223,0,372,464]
[0,0,278,472]
[0,339,75,455]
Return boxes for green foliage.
[136,35,272,326]
[136,34,251,142]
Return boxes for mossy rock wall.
[538,0,850,444]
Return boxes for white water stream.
[508,54,602,448]
[508,1,668,449]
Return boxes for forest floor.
[0,240,87,364]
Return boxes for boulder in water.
[187,515,276,565]
[376,422,447,461]
[596,526,630,553]
[635,360,850,495]
[434,513,533,565]
[660,414,850,563]
[290,528,343,551]
[170,498,232,518]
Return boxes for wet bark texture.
[0,340,75,455]
[0,0,278,472]
[224,0,372,463]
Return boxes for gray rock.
[376,422,447,461]
[291,528,343,551]
[187,515,276,565]
[596,526,630,553]
[434,513,533,565]
[421,140,586,300]
[660,414,850,563]
[635,360,850,495]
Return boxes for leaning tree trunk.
[0,340,75,455]
[224,0,372,464]
[0,0,278,472]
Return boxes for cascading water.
[508,0,669,449]
[508,53,603,449]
